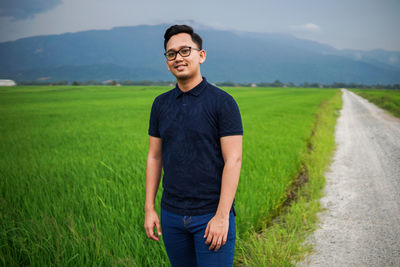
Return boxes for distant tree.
[301,82,310,88]
[272,80,283,87]
[84,80,99,85]
[216,81,235,87]
[257,82,272,87]
[49,80,68,85]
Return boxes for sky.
[0,0,399,51]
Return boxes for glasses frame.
[164,46,201,61]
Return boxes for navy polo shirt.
[148,76,243,216]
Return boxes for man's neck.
[177,74,203,92]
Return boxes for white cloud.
[354,53,362,60]
[303,23,321,32]
[290,23,322,33]
[388,56,397,63]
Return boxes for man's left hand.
[203,213,229,251]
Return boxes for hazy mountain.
[0,24,399,84]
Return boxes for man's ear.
[199,50,206,64]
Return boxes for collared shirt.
[148,76,243,216]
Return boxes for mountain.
[0,24,399,84]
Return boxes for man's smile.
[175,64,187,71]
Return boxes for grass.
[0,85,340,266]
[235,89,343,266]
[350,88,400,118]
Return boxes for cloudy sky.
[0,0,399,51]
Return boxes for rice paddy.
[0,85,339,266]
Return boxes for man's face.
[165,33,206,80]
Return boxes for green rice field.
[351,89,400,118]
[0,85,339,266]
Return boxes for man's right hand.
[144,209,162,242]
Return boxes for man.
[144,24,243,267]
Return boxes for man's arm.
[204,135,242,251]
[144,136,163,242]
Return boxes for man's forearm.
[216,157,242,218]
[145,157,163,211]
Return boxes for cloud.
[388,56,397,63]
[290,23,322,33]
[354,53,362,60]
[0,0,62,19]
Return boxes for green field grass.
[350,89,400,118]
[0,85,339,266]
[237,89,342,266]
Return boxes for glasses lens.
[165,51,176,60]
[179,48,191,57]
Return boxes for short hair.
[164,24,202,51]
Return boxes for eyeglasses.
[164,46,201,61]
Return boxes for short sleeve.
[148,97,161,138]
[217,95,243,138]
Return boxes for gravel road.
[298,89,400,266]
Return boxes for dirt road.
[299,89,400,266]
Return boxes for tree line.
[16,79,400,89]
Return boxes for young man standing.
[144,24,243,267]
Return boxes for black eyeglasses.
[164,46,201,61]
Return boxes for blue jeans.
[160,207,236,267]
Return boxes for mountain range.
[0,23,399,84]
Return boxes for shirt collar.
[174,76,207,98]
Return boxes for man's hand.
[144,209,162,242]
[204,213,229,251]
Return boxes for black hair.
[164,24,202,50]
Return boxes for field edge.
[234,89,343,266]
[350,88,400,118]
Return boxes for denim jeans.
[160,207,236,267]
